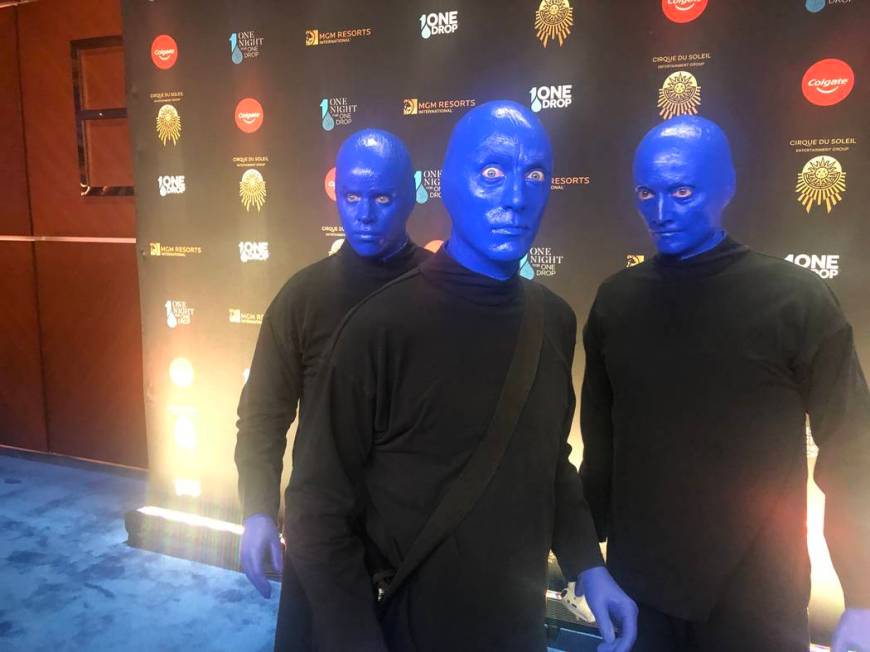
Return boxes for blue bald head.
[633,115,736,258]
[335,129,415,258]
[441,100,553,280]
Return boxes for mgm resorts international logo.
[165,300,194,328]
[148,242,202,258]
[305,27,372,47]
[795,155,846,214]
[229,30,264,64]
[785,253,840,279]
[415,169,441,203]
[228,308,263,325]
[404,97,476,116]
[320,97,358,131]
[158,175,185,196]
[535,0,573,47]
[530,85,573,112]
[420,11,459,38]
[239,241,270,262]
[658,71,701,120]
[518,246,565,279]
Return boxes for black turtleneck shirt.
[285,248,603,652]
[235,241,430,520]
[580,237,870,621]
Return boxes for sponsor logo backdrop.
[123,1,869,639]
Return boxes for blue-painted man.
[285,101,637,651]
[580,115,870,651]
[235,128,430,650]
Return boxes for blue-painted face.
[441,100,553,280]
[633,116,736,259]
[335,129,415,258]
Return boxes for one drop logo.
[229,33,243,64]
[802,59,855,106]
[661,0,708,23]
[320,99,335,131]
[419,11,459,38]
[529,85,573,112]
[414,171,429,204]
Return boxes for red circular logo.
[324,167,336,201]
[802,59,855,107]
[661,0,708,23]
[151,35,178,70]
[235,98,264,133]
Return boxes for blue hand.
[240,513,283,598]
[578,566,638,652]
[832,608,870,652]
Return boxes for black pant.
[274,554,314,652]
[634,600,809,652]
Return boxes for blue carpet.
[0,451,279,652]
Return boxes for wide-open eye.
[374,194,392,205]
[526,169,545,182]
[345,193,361,203]
[636,188,654,201]
[673,187,693,199]
[481,165,505,180]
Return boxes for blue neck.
[678,229,727,260]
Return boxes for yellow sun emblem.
[796,156,846,214]
[156,104,181,146]
[535,0,573,48]
[657,71,702,120]
[239,169,267,212]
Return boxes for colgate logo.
[234,98,264,133]
[324,167,336,201]
[150,35,178,70]
[802,59,855,106]
[662,0,708,23]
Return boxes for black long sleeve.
[285,366,386,650]
[234,242,430,521]
[553,310,605,578]
[286,249,602,650]
[579,296,614,543]
[800,305,870,607]
[576,236,870,620]
[235,308,301,520]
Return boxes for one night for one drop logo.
[320,97,358,131]
[419,11,458,38]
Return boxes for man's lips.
[491,226,529,236]
[651,229,684,237]
[352,232,382,241]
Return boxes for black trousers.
[633,600,809,652]
[274,554,314,652]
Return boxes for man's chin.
[347,240,386,258]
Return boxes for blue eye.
[481,166,504,180]
[526,170,545,182]
[673,187,693,199]
[637,188,654,201]
[374,195,391,205]
[346,193,361,203]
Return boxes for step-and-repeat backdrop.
[122,0,868,638]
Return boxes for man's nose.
[504,173,526,213]
[357,199,375,224]
[651,195,668,225]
